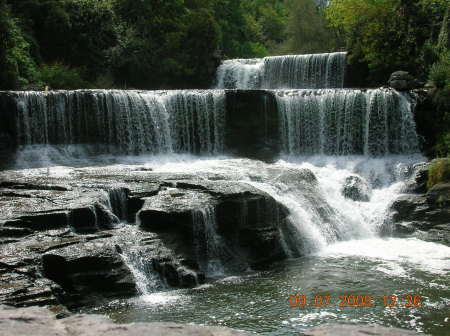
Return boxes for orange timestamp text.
[289,294,422,308]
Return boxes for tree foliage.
[1,0,290,90]
[280,0,338,54]
[326,0,449,85]
[0,0,39,89]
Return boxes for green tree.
[0,0,39,89]
[280,0,338,54]
[326,0,448,85]
[113,0,221,88]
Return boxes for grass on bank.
[428,158,450,189]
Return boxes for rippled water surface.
[78,156,449,336]
[88,237,450,335]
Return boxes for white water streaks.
[12,90,226,155]
[215,52,347,89]
[318,238,450,277]
[275,89,420,156]
[193,206,231,277]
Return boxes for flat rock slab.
[304,323,423,336]
[0,305,254,336]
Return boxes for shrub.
[93,72,115,89]
[39,63,89,89]
[429,60,450,88]
[427,158,450,189]
[435,133,450,157]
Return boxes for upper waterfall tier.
[6,90,225,155]
[215,52,347,89]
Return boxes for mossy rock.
[427,158,450,190]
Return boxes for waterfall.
[192,206,231,277]
[215,52,347,89]
[276,89,420,156]
[11,90,226,156]
[215,58,264,89]
[106,188,129,222]
[163,90,226,154]
[121,248,163,295]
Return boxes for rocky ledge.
[0,305,422,336]
[390,163,450,245]
[0,161,297,309]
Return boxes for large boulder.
[388,71,421,91]
[341,175,372,202]
[41,243,137,306]
[403,162,430,194]
[138,181,290,271]
[391,183,450,245]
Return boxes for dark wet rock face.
[391,170,450,245]
[225,90,280,162]
[388,71,421,91]
[0,162,293,309]
[138,180,290,272]
[341,175,372,202]
[42,244,137,306]
[403,162,430,194]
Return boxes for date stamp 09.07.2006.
[289,294,422,308]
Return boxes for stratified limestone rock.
[138,180,290,270]
[42,243,137,305]
[0,305,254,336]
[0,187,121,233]
[304,323,422,336]
[0,162,297,307]
[0,229,126,308]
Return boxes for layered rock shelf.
[390,163,450,244]
[0,163,291,309]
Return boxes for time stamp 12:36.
[289,294,422,308]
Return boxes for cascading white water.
[215,58,265,89]
[215,52,347,89]
[192,206,230,276]
[275,89,420,156]
[163,90,226,154]
[12,90,226,156]
[120,247,164,295]
[5,51,427,276]
[250,157,422,254]
[151,155,424,258]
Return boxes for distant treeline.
[0,0,448,155]
[0,0,291,90]
[0,0,448,90]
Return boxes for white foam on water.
[317,238,450,276]
[140,292,186,305]
[289,311,339,323]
